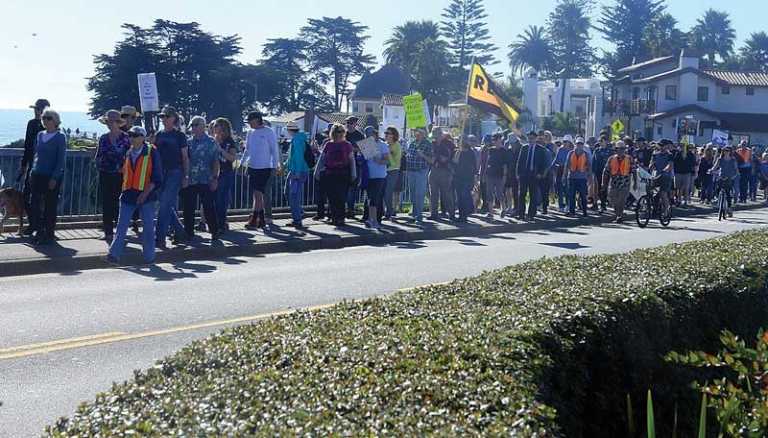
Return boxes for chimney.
[679,48,700,70]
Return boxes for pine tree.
[440,0,498,68]
[597,0,667,73]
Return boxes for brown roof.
[703,70,768,88]
[617,56,675,74]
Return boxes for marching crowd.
[16,98,768,265]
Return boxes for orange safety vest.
[569,151,588,172]
[122,146,153,191]
[609,155,631,176]
[736,148,752,163]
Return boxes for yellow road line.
[0,282,450,360]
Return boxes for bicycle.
[713,174,735,221]
[635,168,672,228]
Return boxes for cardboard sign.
[712,129,729,146]
[137,73,160,113]
[403,93,427,129]
[358,137,381,160]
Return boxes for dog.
[0,187,25,236]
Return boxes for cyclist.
[710,146,738,217]
[650,139,674,214]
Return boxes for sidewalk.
[1,203,765,277]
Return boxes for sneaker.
[21,227,36,237]
[103,255,120,266]
[131,222,140,236]
[312,214,325,221]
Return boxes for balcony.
[604,99,657,116]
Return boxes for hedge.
[47,230,768,437]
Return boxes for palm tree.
[689,9,736,67]
[643,13,689,59]
[740,32,768,72]
[384,21,442,74]
[552,112,579,135]
[508,25,553,76]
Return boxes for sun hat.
[120,105,142,118]
[127,126,147,137]
[159,106,179,119]
[99,109,126,126]
[286,121,300,131]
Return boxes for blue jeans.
[384,169,400,217]
[555,173,567,209]
[157,168,185,240]
[568,178,588,214]
[286,172,307,224]
[216,171,235,228]
[109,200,157,263]
[407,169,429,220]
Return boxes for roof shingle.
[702,70,768,88]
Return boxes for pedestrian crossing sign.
[611,119,624,141]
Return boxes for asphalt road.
[1,208,767,437]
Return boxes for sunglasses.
[128,133,144,138]
[42,116,54,121]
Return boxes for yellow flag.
[466,63,520,123]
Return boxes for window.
[364,103,374,113]
[697,86,709,102]
[665,85,677,100]
[632,87,640,100]
[747,86,755,96]
[721,86,730,95]
[352,103,359,113]
[657,126,663,136]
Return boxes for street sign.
[137,73,160,113]
[611,119,624,141]
[403,93,427,129]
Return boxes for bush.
[46,231,768,437]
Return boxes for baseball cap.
[128,126,147,137]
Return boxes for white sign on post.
[137,73,160,113]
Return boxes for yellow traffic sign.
[611,119,624,141]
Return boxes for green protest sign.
[403,93,427,128]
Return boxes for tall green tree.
[597,0,667,73]
[440,0,498,68]
[508,25,553,76]
[739,32,768,72]
[547,0,595,112]
[643,13,688,59]
[259,38,333,114]
[384,21,442,74]
[299,16,375,111]
[689,9,736,67]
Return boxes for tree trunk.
[559,77,567,113]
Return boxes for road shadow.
[124,260,220,282]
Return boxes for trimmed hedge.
[47,231,768,437]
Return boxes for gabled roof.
[703,70,768,88]
[617,56,675,74]
[632,67,727,85]
[350,64,410,101]
[266,111,305,124]
[317,113,367,130]
[647,104,721,120]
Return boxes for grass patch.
[47,230,768,436]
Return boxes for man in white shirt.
[243,111,281,230]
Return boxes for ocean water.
[0,109,107,146]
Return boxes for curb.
[2,203,765,278]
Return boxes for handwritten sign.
[358,137,381,160]
[137,73,159,113]
[403,93,427,129]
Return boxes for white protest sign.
[137,73,160,113]
[358,137,381,160]
[712,129,729,147]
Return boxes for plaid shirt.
[406,138,433,171]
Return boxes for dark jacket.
[22,118,44,169]
[516,143,549,178]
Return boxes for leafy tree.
[643,13,688,59]
[440,0,498,68]
[689,9,737,67]
[259,38,333,114]
[508,25,553,76]
[384,21,442,75]
[739,32,768,72]
[597,0,667,73]
[300,16,375,111]
[547,0,595,112]
[552,112,579,135]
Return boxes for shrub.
[46,231,768,437]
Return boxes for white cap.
[563,134,574,144]
[128,126,147,137]
[575,137,585,144]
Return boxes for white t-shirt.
[244,126,279,169]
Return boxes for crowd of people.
[15,98,768,265]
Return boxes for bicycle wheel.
[635,196,651,228]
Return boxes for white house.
[522,68,606,137]
[605,49,768,144]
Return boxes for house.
[605,49,768,144]
[349,64,410,118]
[522,68,605,138]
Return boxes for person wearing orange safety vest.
[602,141,636,223]
[106,126,164,265]
[564,137,592,217]
[735,141,753,203]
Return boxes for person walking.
[212,118,239,232]
[315,124,355,227]
[243,111,280,231]
[119,105,141,131]
[284,121,310,228]
[428,128,456,221]
[382,126,402,220]
[484,132,509,219]
[516,131,548,220]
[28,109,67,245]
[697,146,715,203]
[565,137,591,217]
[154,106,189,248]
[95,110,130,242]
[106,127,163,265]
[183,116,220,240]
[603,141,635,222]
[554,136,574,213]
[539,131,556,214]
[19,98,48,236]
[405,128,433,223]
[673,143,696,206]
[312,126,331,221]
[345,116,365,219]
[735,141,753,203]
[504,134,522,216]
[591,136,612,213]
[453,137,478,222]
[362,126,390,230]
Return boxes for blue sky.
[1,0,763,111]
